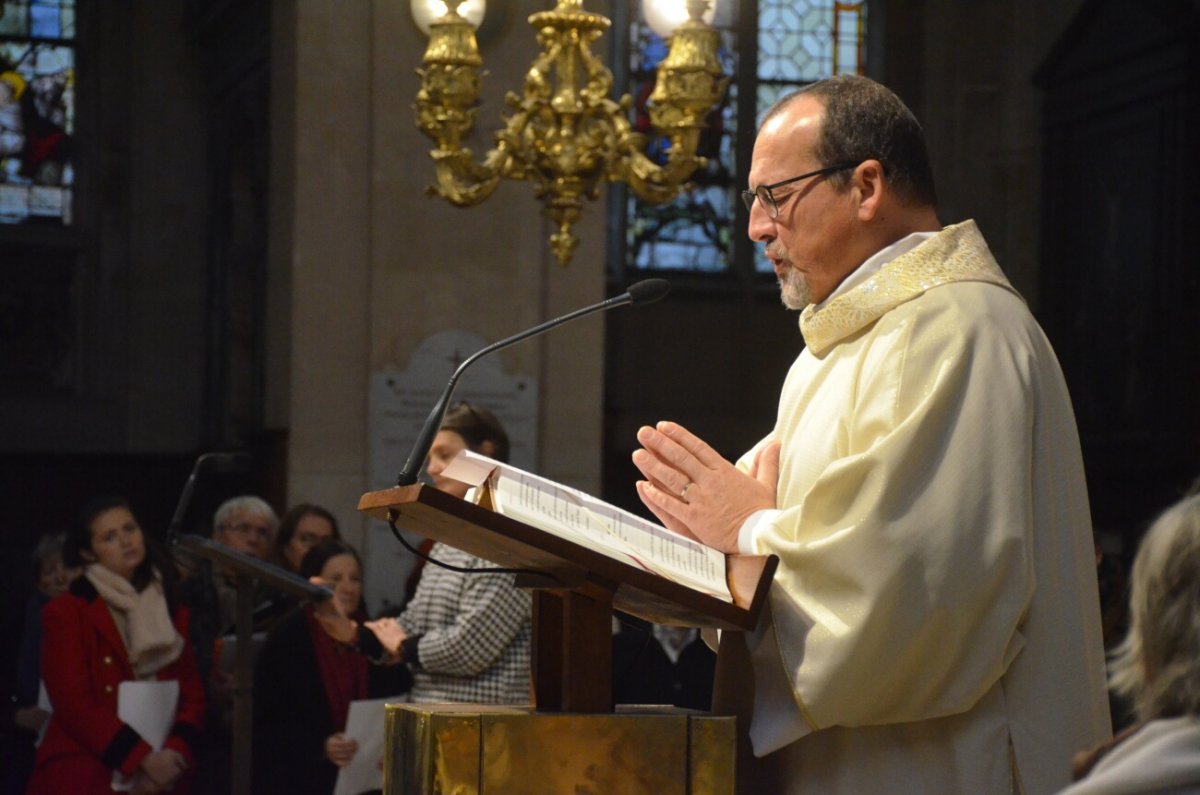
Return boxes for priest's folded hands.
[632,420,780,554]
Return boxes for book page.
[443,451,730,600]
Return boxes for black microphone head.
[626,278,670,306]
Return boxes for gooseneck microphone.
[167,451,253,546]
[395,278,670,486]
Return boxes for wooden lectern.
[359,483,778,793]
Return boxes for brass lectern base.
[385,703,735,794]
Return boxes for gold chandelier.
[414,0,729,266]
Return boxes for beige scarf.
[85,564,184,678]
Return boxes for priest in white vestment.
[632,75,1112,794]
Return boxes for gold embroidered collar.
[799,220,1017,356]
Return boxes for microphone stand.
[168,453,331,795]
[395,278,669,486]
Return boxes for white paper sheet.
[333,697,394,795]
[111,680,179,792]
[34,679,51,747]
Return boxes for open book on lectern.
[441,450,732,602]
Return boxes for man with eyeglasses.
[178,495,280,794]
[212,495,277,562]
[632,75,1110,794]
[207,496,279,623]
[177,496,281,678]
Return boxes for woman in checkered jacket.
[348,405,535,706]
[320,403,533,704]
[390,403,532,703]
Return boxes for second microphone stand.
[167,453,331,795]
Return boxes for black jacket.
[252,608,411,795]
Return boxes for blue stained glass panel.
[0,2,29,36]
[626,18,738,271]
[758,2,827,83]
[758,0,865,89]
[0,0,75,226]
[629,181,736,271]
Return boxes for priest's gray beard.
[778,265,811,310]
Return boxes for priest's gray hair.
[1109,491,1200,720]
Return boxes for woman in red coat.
[27,496,206,795]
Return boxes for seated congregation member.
[273,503,340,574]
[253,539,409,795]
[178,495,281,684]
[176,495,280,794]
[1062,491,1200,794]
[28,497,205,795]
[254,502,342,627]
[317,403,532,705]
[3,532,80,795]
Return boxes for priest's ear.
[477,440,498,458]
[853,159,886,221]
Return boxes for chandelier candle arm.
[413,0,728,266]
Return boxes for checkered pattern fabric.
[398,543,532,704]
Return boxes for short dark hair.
[440,402,510,463]
[765,75,937,208]
[67,496,178,598]
[274,503,341,564]
[66,495,132,569]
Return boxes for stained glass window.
[758,0,865,84]
[0,0,76,226]
[624,0,867,274]
[625,21,737,271]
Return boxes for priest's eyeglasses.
[741,163,859,219]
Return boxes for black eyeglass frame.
[741,162,861,218]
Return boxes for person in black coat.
[612,615,716,711]
[253,540,410,795]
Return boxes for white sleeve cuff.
[737,509,780,554]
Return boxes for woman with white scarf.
[27,496,206,795]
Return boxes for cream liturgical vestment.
[716,221,1111,794]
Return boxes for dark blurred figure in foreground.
[612,615,715,711]
[1063,490,1200,794]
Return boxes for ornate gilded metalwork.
[414,0,729,266]
[386,703,736,793]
